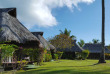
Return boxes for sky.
[0,0,110,45]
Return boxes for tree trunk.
[98,0,106,63]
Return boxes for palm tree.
[78,39,85,47]
[59,28,71,36]
[59,28,76,40]
[92,39,100,44]
[98,0,106,63]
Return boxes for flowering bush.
[45,53,52,62]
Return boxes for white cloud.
[0,0,95,29]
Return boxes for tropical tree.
[70,35,76,40]
[92,39,100,44]
[59,28,76,40]
[60,28,71,36]
[99,0,106,63]
[78,39,85,47]
[49,34,74,49]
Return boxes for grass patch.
[2,60,110,74]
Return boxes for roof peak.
[0,8,16,18]
[31,32,44,36]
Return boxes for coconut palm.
[59,28,76,40]
[59,28,71,36]
[92,39,100,44]
[98,0,106,63]
[78,39,85,47]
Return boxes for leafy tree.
[78,39,85,47]
[0,44,18,58]
[49,34,74,49]
[92,39,100,44]
[99,0,106,63]
[0,44,18,65]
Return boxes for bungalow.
[0,8,43,65]
[57,40,83,59]
[83,43,110,59]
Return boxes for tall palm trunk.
[98,0,106,63]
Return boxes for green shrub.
[75,50,89,60]
[45,53,52,62]
[81,50,89,60]
[17,60,28,70]
[22,48,35,61]
[50,49,55,59]
[23,48,45,65]
[105,53,110,59]
[54,54,58,60]
[75,52,82,60]
[56,51,63,59]
[36,48,45,65]
[61,52,75,59]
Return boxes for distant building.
[83,43,110,59]
[57,40,83,59]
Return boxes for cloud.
[0,0,95,29]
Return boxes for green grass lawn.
[2,60,110,74]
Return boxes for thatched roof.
[0,8,40,45]
[32,32,56,51]
[57,40,83,52]
[83,43,110,53]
